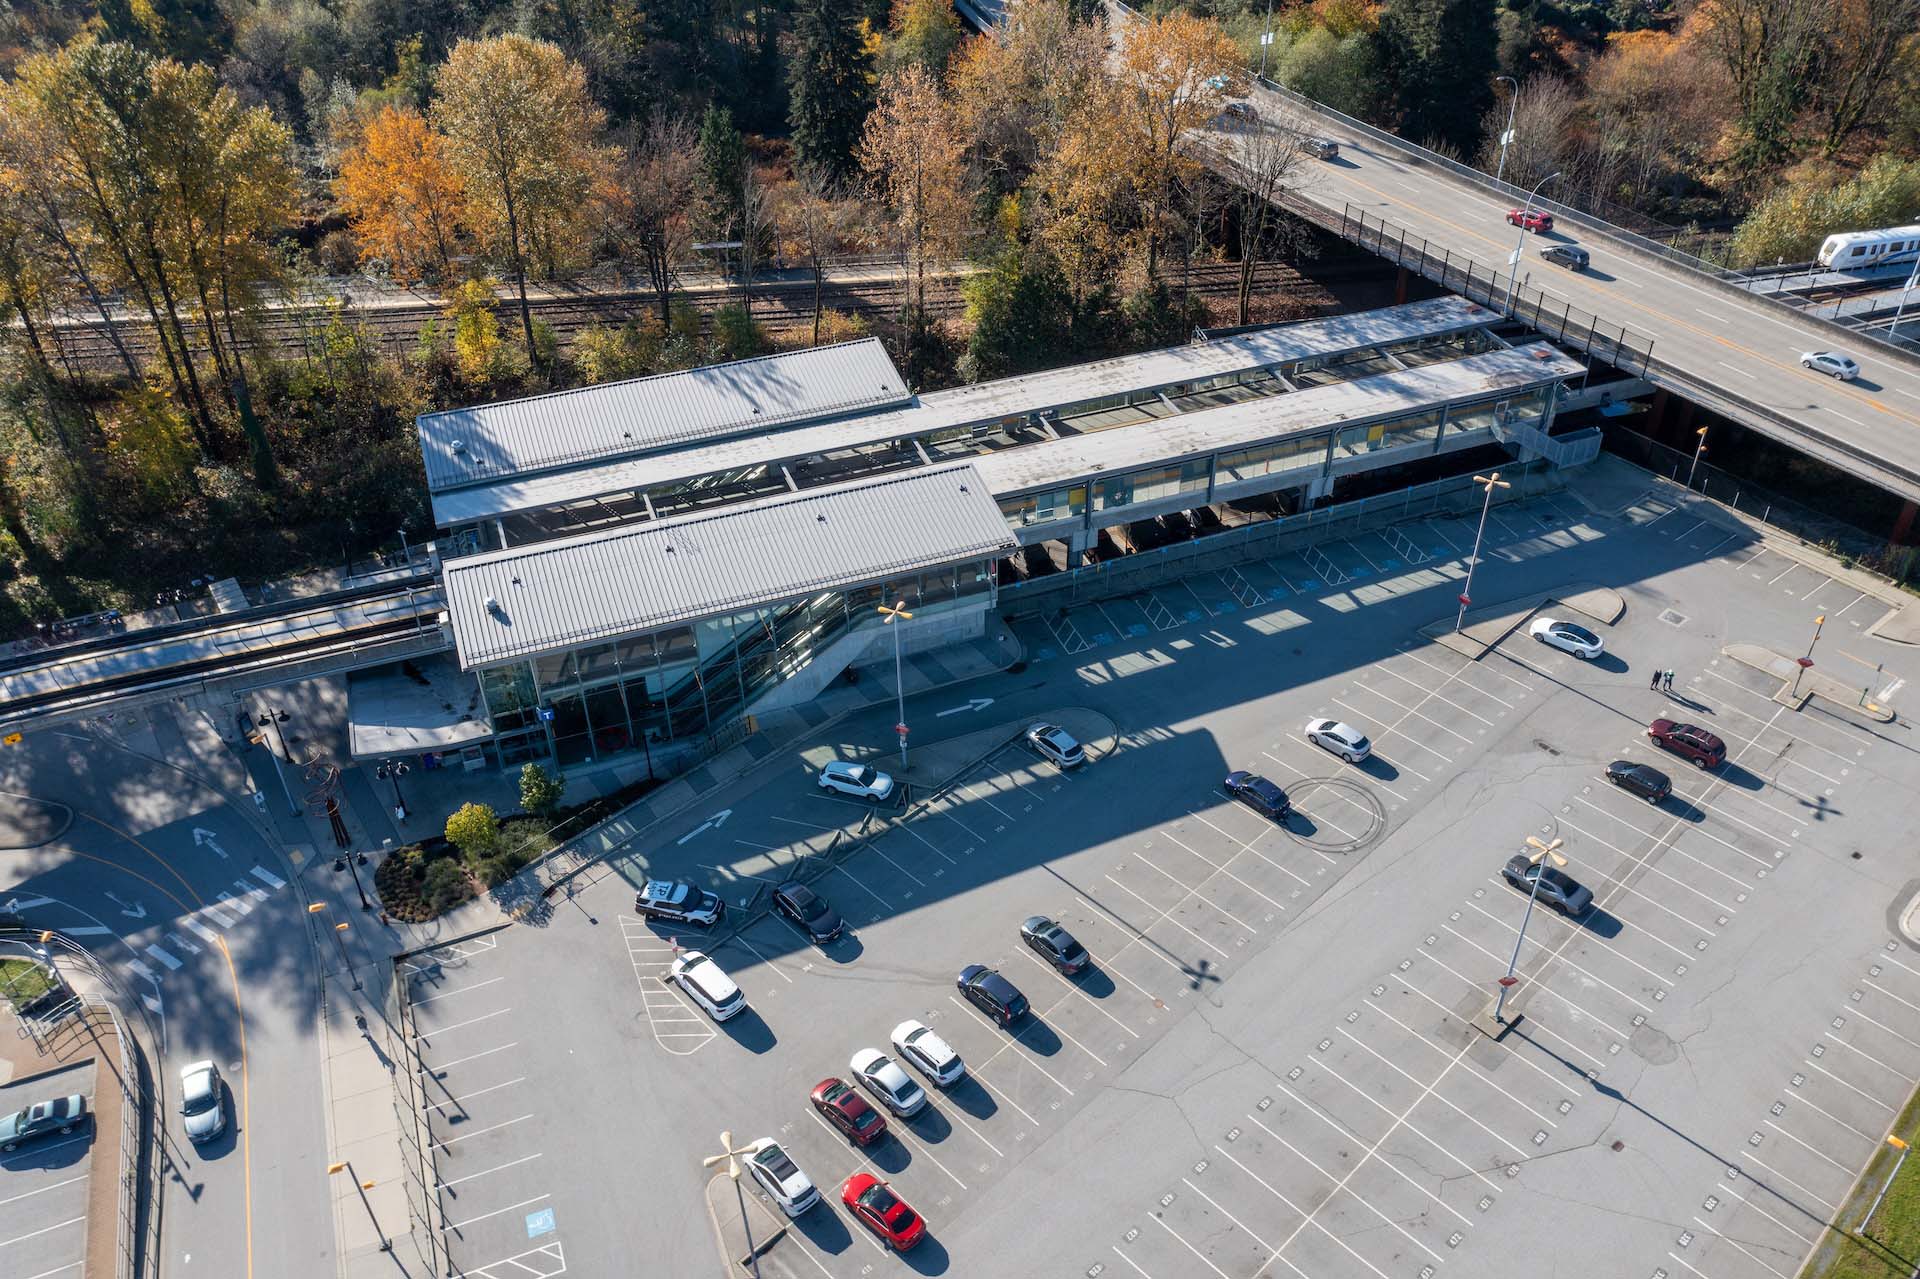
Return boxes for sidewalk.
[303,618,1022,1278]
[0,1002,144,1279]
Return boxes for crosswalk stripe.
[235,880,270,903]
[218,891,254,917]
[126,959,157,981]
[144,945,181,971]
[249,865,286,889]
[65,925,112,937]
[167,931,201,955]
[182,917,223,946]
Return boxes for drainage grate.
[1659,608,1689,626]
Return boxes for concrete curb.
[1722,642,1897,723]
[1422,583,1625,660]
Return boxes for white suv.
[818,760,894,800]
[891,1020,965,1088]
[669,951,746,1021]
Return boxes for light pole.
[1259,0,1275,78]
[703,1130,762,1276]
[1494,836,1566,1024]
[1454,471,1511,633]
[396,527,411,570]
[1890,257,1920,342]
[1493,76,1519,186]
[256,705,302,817]
[374,759,409,820]
[1790,614,1827,698]
[877,600,913,772]
[1685,426,1709,491]
[1504,170,1561,314]
[327,1160,391,1252]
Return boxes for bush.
[519,762,565,818]
[445,801,499,860]
[421,857,472,913]
[709,303,766,360]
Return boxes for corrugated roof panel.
[970,344,1586,495]
[430,296,1495,526]
[419,336,910,491]
[443,465,1015,668]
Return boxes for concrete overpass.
[961,0,1920,521]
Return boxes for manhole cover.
[1658,609,1689,627]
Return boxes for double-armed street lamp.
[1494,835,1567,1025]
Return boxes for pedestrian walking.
[1663,669,1675,692]
[1650,669,1662,690]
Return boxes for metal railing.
[1339,205,1656,376]
[997,463,1565,613]
[387,952,452,1277]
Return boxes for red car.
[841,1172,925,1250]
[1648,719,1725,768]
[1506,208,1553,233]
[811,1077,887,1146]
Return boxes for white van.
[669,951,746,1021]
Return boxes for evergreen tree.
[789,0,876,186]
[1377,0,1498,155]
[697,103,748,236]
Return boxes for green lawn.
[1802,1084,1920,1279]
[0,957,57,1009]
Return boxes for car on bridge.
[1801,350,1860,381]
[1507,208,1554,233]
[1540,244,1589,272]
[1302,137,1340,161]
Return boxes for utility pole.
[1790,614,1827,699]
[1686,426,1709,491]
[1494,836,1566,1025]
[877,600,913,772]
[1454,471,1511,633]
[257,704,302,817]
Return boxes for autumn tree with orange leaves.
[335,106,469,285]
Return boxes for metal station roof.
[442,465,1015,668]
[431,297,1495,526]
[970,344,1587,495]
[419,337,911,492]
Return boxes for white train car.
[1816,224,1920,269]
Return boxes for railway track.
[46,258,1391,371]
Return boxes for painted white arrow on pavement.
[935,697,995,718]
[674,809,734,846]
[103,891,147,920]
[192,827,229,859]
[3,896,53,913]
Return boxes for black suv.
[635,879,724,927]
[1540,244,1590,271]
[957,965,1029,1025]
[1224,770,1291,820]
[772,881,843,943]
[1606,760,1671,803]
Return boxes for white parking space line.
[1666,1249,1717,1279]
[1698,671,1872,763]
[892,821,960,866]
[1180,1175,1278,1254]
[1415,945,1613,1066]
[438,1152,544,1189]
[1253,1098,1473,1232]
[1146,1211,1251,1279]
[1714,1179,1817,1245]
[723,932,794,984]
[821,860,894,912]
[1361,999,1561,1125]
[18,1264,82,1279]
[1863,979,1920,1017]
[1103,874,1233,957]
[428,1078,525,1114]
[442,1193,552,1232]
[1305,1062,1504,1195]
[1335,1027,1529,1157]
[1027,1006,1111,1068]
[1073,893,1206,983]
[1735,1150,1838,1213]
[956,780,1015,822]
[1377,978,1579,1104]
[1847,1008,1920,1053]
[1788,1089,1876,1143]
[1443,918,1649,1022]
[1394,647,1523,707]
[1568,798,1763,887]
[412,976,508,1004]
[886,1117,969,1190]
[922,793,983,843]
[1467,890,1686,979]
[1158,830,1291,913]
[1367,666,1497,726]
[1187,808,1322,878]
[1130,853,1261,935]
[0,1174,86,1207]
[1822,1031,1911,1081]
[1009,949,1139,1038]
[435,1114,533,1147]
[946,997,1077,1095]
[1690,1215,1794,1279]
[1334,690,1470,751]
[1662,773,1807,832]
[1224,1140,1441,1270]
[1762,1120,1855,1174]
[422,1007,515,1036]
[1110,1245,1155,1278]
[424,1042,518,1071]
[0,1216,85,1250]
[1803,1058,1896,1111]
[961,1061,1041,1126]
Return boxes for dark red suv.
[1648,719,1725,768]
[1507,208,1553,233]
[811,1078,887,1146]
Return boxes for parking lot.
[402,470,1920,1279]
[0,1059,94,1279]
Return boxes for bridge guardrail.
[1104,0,1920,371]
[1337,205,1656,376]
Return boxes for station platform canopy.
[442,464,1016,668]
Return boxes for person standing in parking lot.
[1663,670,1675,692]
[1650,669,1662,690]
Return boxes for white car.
[179,1060,226,1144]
[818,760,895,801]
[1529,617,1603,658]
[745,1137,820,1216]
[1305,718,1372,763]
[1800,350,1859,380]
[891,1019,966,1088]
[1025,722,1086,768]
[849,1047,927,1117]
[669,951,746,1021]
